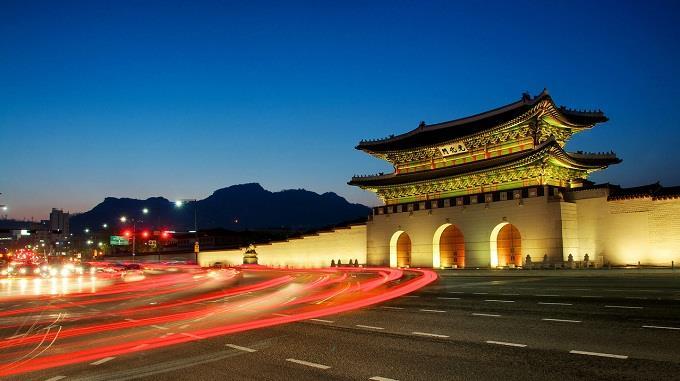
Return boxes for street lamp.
[175,199,198,264]
[102,223,108,229]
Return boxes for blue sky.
[2,0,680,219]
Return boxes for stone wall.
[367,191,567,268]
[198,224,367,268]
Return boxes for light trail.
[0,267,437,377]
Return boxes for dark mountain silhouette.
[69,183,370,232]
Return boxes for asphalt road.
[2,269,680,380]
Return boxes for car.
[3,262,49,277]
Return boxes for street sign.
[110,236,129,246]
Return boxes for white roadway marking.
[625,296,648,300]
[580,296,603,298]
[501,293,520,296]
[437,297,461,300]
[569,350,628,359]
[179,324,190,329]
[472,313,501,317]
[151,325,169,330]
[420,309,447,313]
[411,331,449,338]
[605,305,643,309]
[7,334,26,340]
[381,306,404,310]
[448,291,464,294]
[309,318,334,323]
[403,295,419,298]
[181,332,204,339]
[542,318,581,323]
[226,343,257,352]
[272,313,290,317]
[44,377,66,381]
[484,299,515,303]
[472,292,488,295]
[124,318,138,322]
[286,358,331,369]
[642,325,680,330]
[534,294,559,297]
[486,340,527,348]
[370,376,399,381]
[356,324,385,330]
[131,343,150,350]
[538,302,573,306]
[90,356,116,365]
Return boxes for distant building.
[350,90,680,267]
[49,208,70,236]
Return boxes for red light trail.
[0,266,436,376]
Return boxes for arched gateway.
[490,222,522,267]
[389,231,412,268]
[433,224,465,268]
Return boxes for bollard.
[330,259,336,267]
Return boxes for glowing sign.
[110,236,129,246]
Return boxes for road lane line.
[448,291,464,294]
[151,325,169,330]
[226,344,257,352]
[538,302,573,306]
[642,325,680,330]
[44,377,66,381]
[403,295,419,298]
[542,318,581,323]
[272,313,289,317]
[91,357,116,365]
[356,324,385,330]
[472,292,488,295]
[7,334,26,339]
[535,294,559,297]
[131,344,149,350]
[437,297,461,300]
[286,358,331,369]
[572,288,591,291]
[181,332,204,339]
[179,324,190,329]
[310,318,334,323]
[580,296,602,298]
[472,313,501,317]
[420,309,447,313]
[605,305,643,309]
[370,376,399,381]
[569,350,627,359]
[625,297,647,300]
[412,331,449,338]
[381,306,404,310]
[484,299,515,303]
[124,318,137,322]
[486,340,527,348]
[501,293,520,296]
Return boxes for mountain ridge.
[69,184,370,232]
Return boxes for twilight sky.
[2,0,680,220]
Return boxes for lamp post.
[175,199,198,264]
[120,207,148,263]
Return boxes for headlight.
[7,266,14,273]
[90,267,97,275]
[34,268,41,274]
[75,266,83,274]
[41,265,49,271]
[60,268,70,277]
[19,268,27,275]
[1,270,7,276]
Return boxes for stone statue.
[243,244,258,265]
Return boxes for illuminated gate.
[497,224,521,266]
[396,232,412,267]
[440,225,465,268]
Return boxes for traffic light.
[141,231,150,239]
[123,230,132,238]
